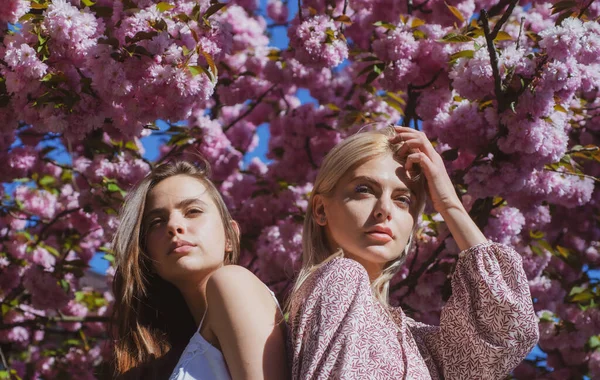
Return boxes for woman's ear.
[313,195,328,226]
[225,220,240,252]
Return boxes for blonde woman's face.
[143,175,229,285]
[318,154,417,279]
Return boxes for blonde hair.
[295,127,426,305]
[111,160,240,379]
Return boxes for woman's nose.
[373,197,392,221]
[167,215,186,236]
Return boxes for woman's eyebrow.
[144,198,207,220]
[351,175,415,195]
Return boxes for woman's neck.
[177,278,209,326]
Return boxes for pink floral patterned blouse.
[289,242,539,380]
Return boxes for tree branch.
[36,207,82,245]
[480,10,505,112]
[0,315,110,330]
[223,84,276,132]
[390,238,448,294]
[579,0,596,18]
[491,0,519,39]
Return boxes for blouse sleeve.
[408,242,539,379]
[288,258,405,380]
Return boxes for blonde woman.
[288,127,539,379]
[111,160,288,380]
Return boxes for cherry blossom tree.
[1,0,599,378]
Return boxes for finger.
[396,135,425,158]
[405,151,434,180]
[396,133,438,162]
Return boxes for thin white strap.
[267,288,282,312]
[197,308,208,332]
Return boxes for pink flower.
[372,28,418,62]
[267,0,288,24]
[14,186,59,220]
[0,0,30,24]
[256,217,302,284]
[288,15,348,67]
[3,43,48,79]
[30,247,57,270]
[450,41,494,100]
[484,206,525,245]
[23,267,71,310]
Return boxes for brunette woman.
[112,160,288,380]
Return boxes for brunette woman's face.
[143,175,230,285]
[316,153,418,279]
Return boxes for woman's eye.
[395,195,412,205]
[148,219,163,228]
[187,208,203,216]
[355,184,371,193]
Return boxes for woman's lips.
[170,245,195,254]
[169,240,196,255]
[365,231,393,243]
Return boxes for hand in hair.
[390,126,486,251]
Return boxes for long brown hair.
[294,127,426,305]
[111,160,240,379]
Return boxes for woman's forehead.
[146,175,211,206]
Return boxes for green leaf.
[107,182,122,193]
[556,245,570,258]
[125,31,158,44]
[333,15,352,25]
[539,310,555,323]
[39,175,55,186]
[551,0,578,14]
[411,18,426,28]
[43,244,60,257]
[144,123,160,130]
[494,31,513,41]
[449,49,475,64]
[188,65,207,77]
[440,33,473,43]
[81,0,95,6]
[156,2,175,12]
[571,289,595,303]
[529,230,545,239]
[373,21,396,30]
[1,304,11,316]
[200,50,218,79]
[203,2,227,19]
[103,254,115,263]
[60,279,71,293]
[445,2,465,22]
[589,335,600,349]
[554,104,568,113]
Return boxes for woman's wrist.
[439,205,487,252]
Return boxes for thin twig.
[298,0,303,21]
[516,17,525,50]
[491,0,519,39]
[487,0,512,18]
[0,315,110,330]
[579,0,596,18]
[391,237,448,294]
[480,10,505,111]
[35,207,82,245]
[544,168,600,182]
[223,84,276,132]
[0,346,8,370]
[304,137,318,168]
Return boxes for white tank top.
[169,290,280,380]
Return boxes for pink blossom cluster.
[1,0,599,378]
